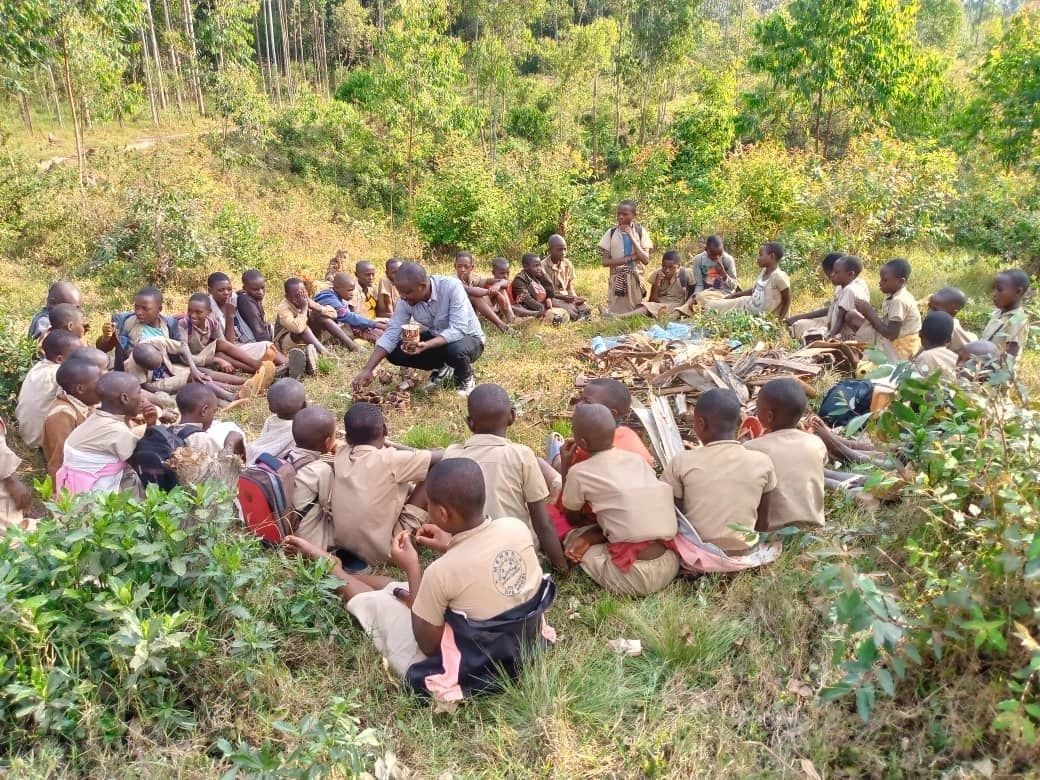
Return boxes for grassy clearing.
[1,138,1036,777]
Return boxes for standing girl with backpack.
[598,200,653,315]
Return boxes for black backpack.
[818,380,874,428]
[128,424,203,491]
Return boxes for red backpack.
[237,452,317,544]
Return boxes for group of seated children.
[786,257,1032,376]
[452,237,592,332]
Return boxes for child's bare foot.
[283,534,330,561]
[213,357,236,373]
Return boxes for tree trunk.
[144,0,168,110]
[47,64,65,127]
[255,11,270,96]
[813,85,824,154]
[613,23,623,144]
[19,93,34,135]
[182,0,205,114]
[319,7,330,93]
[277,0,294,99]
[160,0,185,112]
[592,71,599,176]
[292,0,305,88]
[140,24,160,125]
[59,25,85,186]
[266,0,282,102]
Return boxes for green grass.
[0,135,1037,777]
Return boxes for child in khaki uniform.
[638,251,689,317]
[0,418,31,532]
[285,406,336,550]
[663,389,776,554]
[598,200,653,315]
[786,252,844,341]
[42,359,102,480]
[826,255,871,340]
[332,402,442,566]
[444,384,567,572]
[57,372,146,497]
[562,404,679,597]
[543,235,590,319]
[980,269,1031,370]
[745,379,827,531]
[914,312,959,379]
[178,293,275,375]
[376,258,402,317]
[927,288,975,353]
[127,339,241,402]
[853,259,922,361]
[701,242,791,319]
[286,459,548,683]
[246,378,307,465]
[16,330,81,449]
[275,277,360,357]
[455,251,513,332]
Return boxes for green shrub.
[0,319,36,419]
[0,484,363,765]
[812,371,1040,744]
[507,104,552,146]
[947,165,1040,270]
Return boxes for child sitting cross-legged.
[284,405,337,550]
[332,402,443,567]
[561,403,679,597]
[16,329,81,450]
[663,389,776,555]
[638,250,689,318]
[57,371,150,497]
[511,254,573,325]
[852,258,922,361]
[700,242,791,320]
[913,311,958,380]
[286,458,554,699]
[444,384,567,572]
[42,358,103,480]
[245,378,307,464]
[745,379,827,532]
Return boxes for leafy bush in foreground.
[0,319,36,419]
[0,484,376,771]
[814,371,1040,747]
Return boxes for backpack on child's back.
[237,452,318,544]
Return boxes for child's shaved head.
[344,402,385,445]
[242,269,264,285]
[268,378,307,419]
[756,379,807,431]
[929,287,967,314]
[466,383,512,432]
[292,405,336,452]
[49,303,84,334]
[694,389,742,442]
[920,311,954,348]
[132,342,164,370]
[46,281,82,307]
[97,371,141,415]
[56,359,102,398]
[572,403,617,454]
[176,382,218,415]
[581,378,632,421]
[69,346,109,371]
[427,458,486,521]
[42,329,81,362]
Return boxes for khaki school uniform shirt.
[0,419,24,531]
[124,337,191,392]
[16,359,61,448]
[647,269,687,306]
[332,444,432,564]
[275,299,311,337]
[981,308,1030,356]
[411,517,543,626]
[561,448,676,543]
[65,410,139,461]
[443,434,549,541]
[914,346,958,379]
[246,414,295,464]
[544,257,577,297]
[598,225,653,313]
[663,440,776,554]
[744,429,826,531]
[287,447,332,550]
[748,268,790,316]
[831,278,870,335]
[42,392,92,478]
[377,276,400,313]
[950,318,976,352]
[881,287,922,338]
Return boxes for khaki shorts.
[565,527,679,597]
[394,503,430,536]
[346,581,427,676]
